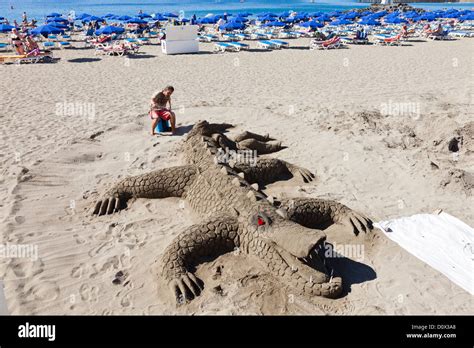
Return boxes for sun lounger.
[257,40,279,49]
[373,33,401,46]
[137,37,150,44]
[0,53,55,64]
[213,42,239,53]
[122,41,140,53]
[448,30,474,38]
[198,34,218,42]
[250,33,268,40]
[222,33,239,41]
[427,30,451,41]
[94,43,131,56]
[309,36,342,50]
[268,39,289,48]
[58,41,71,49]
[0,43,8,51]
[228,42,249,51]
[42,41,56,50]
[235,33,250,40]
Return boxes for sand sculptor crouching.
[92,121,373,303]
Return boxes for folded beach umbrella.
[0,23,15,32]
[300,20,324,29]
[126,18,148,24]
[162,12,179,18]
[95,25,125,35]
[263,21,286,27]
[219,22,245,31]
[330,19,353,26]
[46,12,62,18]
[31,24,64,36]
[117,15,132,21]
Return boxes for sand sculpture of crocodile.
[92,120,373,303]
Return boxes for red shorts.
[150,109,171,121]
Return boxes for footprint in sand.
[120,295,131,308]
[73,233,87,245]
[71,264,84,279]
[20,281,60,303]
[14,216,25,224]
[79,284,99,303]
[2,258,44,281]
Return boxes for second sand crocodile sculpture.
[92,121,373,303]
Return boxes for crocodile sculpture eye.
[251,212,271,229]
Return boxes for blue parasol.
[95,25,125,35]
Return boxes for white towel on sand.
[375,212,473,295]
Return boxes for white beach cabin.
[162,25,199,55]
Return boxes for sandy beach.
[0,37,473,315]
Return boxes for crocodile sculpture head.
[236,203,342,298]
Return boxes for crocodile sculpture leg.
[236,139,284,154]
[232,131,273,143]
[160,214,240,303]
[232,158,315,185]
[279,198,373,236]
[92,165,197,216]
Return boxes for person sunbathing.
[149,86,176,136]
[10,28,25,55]
[432,23,443,36]
[24,35,41,55]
